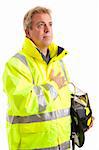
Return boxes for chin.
[44,42,51,47]
[43,39,52,46]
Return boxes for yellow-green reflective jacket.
[3,37,71,150]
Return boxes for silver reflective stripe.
[33,86,47,112]
[59,60,68,81]
[7,108,70,124]
[59,141,70,150]
[35,141,70,150]
[14,53,29,69]
[42,84,58,100]
[13,53,34,84]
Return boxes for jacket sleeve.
[2,57,59,116]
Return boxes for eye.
[49,22,52,26]
[37,23,45,28]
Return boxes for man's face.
[27,13,53,49]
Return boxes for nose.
[44,24,50,33]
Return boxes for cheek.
[31,31,42,40]
[35,30,44,37]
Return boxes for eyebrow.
[36,21,52,25]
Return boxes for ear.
[25,28,31,38]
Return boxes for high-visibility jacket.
[3,37,71,150]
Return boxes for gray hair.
[23,6,51,31]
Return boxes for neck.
[38,47,48,56]
[30,39,48,56]
[41,49,47,56]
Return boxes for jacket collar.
[21,37,68,62]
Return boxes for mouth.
[43,36,51,39]
[43,35,50,37]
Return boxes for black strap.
[72,138,75,150]
[71,132,75,150]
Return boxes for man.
[3,6,71,150]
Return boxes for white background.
[0,0,98,149]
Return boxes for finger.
[61,77,66,83]
[59,77,65,88]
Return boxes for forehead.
[32,13,52,24]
